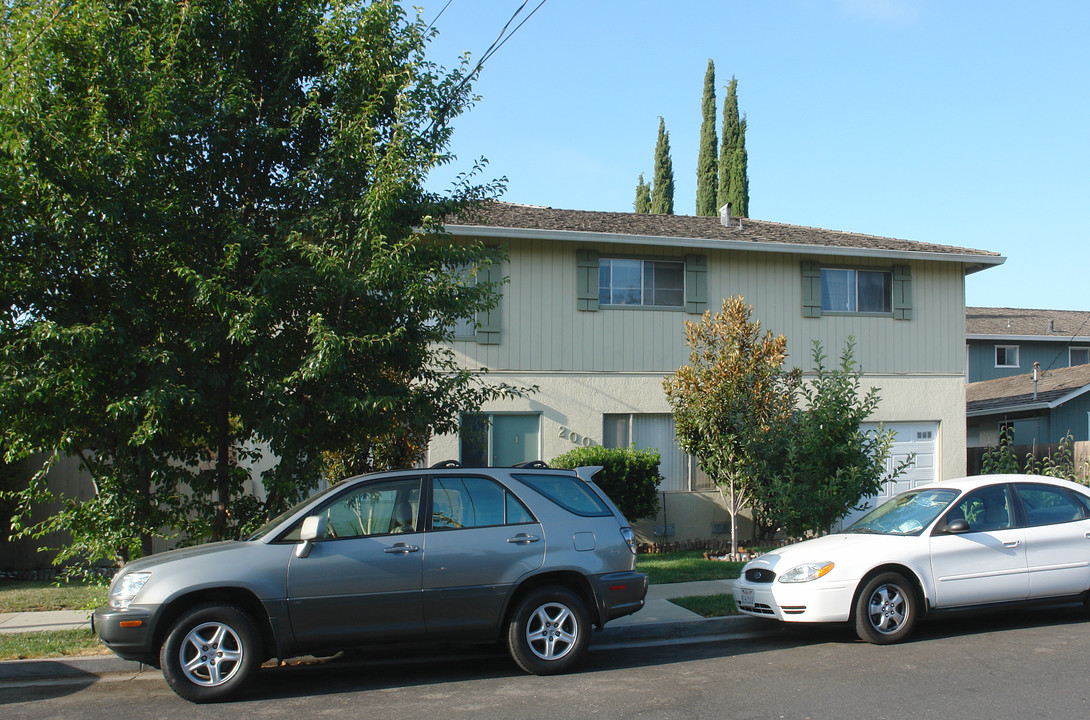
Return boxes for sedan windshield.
[846,487,960,536]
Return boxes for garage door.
[835,421,938,530]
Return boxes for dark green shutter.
[801,261,822,318]
[476,261,502,345]
[893,264,913,320]
[685,254,708,314]
[576,249,599,311]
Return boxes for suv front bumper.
[92,604,159,663]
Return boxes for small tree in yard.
[760,340,910,537]
[551,446,662,521]
[663,297,800,555]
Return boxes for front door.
[286,477,424,650]
[930,485,1028,607]
[492,414,540,467]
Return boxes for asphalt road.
[4,604,1089,719]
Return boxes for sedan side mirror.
[945,518,970,534]
[296,515,327,558]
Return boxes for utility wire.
[1043,311,1090,372]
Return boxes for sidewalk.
[0,579,774,682]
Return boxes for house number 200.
[557,426,596,447]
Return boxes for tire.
[506,586,590,675]
[853,572,919,645]
[160,603,262,703]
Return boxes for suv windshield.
[846,487,960,536]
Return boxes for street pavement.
[0,578,775,682]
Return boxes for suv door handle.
[383,543,420,554]
[506,534,540,544]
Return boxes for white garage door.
[835,421,938,530]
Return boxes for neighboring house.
[967,362,1090,448]
[966,307,1090,383]
[429,202,1004,541]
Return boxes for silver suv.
[93,463,647,702]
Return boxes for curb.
[0,614,780,683]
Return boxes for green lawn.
[636,550,744,584]
[0,628,107,661]
[0,580,107,614]
[668,593,737,617]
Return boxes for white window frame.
[598,257,685,309]
[995,345,1020,368]
[819,268,892,314]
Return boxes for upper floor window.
[995,345,1020,368]
[1071,347,1089,366]
[820,268,892,314]
[598,258,684,308]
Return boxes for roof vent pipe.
[1033,361,1041,400]
[719,203,732,228]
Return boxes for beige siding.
[454,237,969,376]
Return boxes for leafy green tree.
[634,173,652,213]
[663,297,800,554]
[550,445,662,521]
[650,117,675,215]
[759,340,908,537]
[1,0,517,571]
[718,76,749,218]
[696,60,718,217]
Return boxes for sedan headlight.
[778,561,835,583]
[109,571,151,609]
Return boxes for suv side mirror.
[296,515,327,558]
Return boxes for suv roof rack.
[430,460,462,468]
[511,460,549,469]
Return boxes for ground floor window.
[460,413,541,467]
[602,413,714,492]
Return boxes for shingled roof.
[967,363,1090,416]
[447,202,1004,267]
[966,307,1090,339]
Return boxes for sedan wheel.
[160,603,261,703]
[507,586,590,675]
[854,572,919,644]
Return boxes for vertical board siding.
[452,238,967,376]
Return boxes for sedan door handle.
[383,543,420,554]
[506,533,541,544]
[1003,540,1021,548]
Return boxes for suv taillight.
[620,527,636,554]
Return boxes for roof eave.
[445,224,1008,267]
[967,401,1052,417]
[966,334,1090,343]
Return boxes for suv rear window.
[513,473,611,517]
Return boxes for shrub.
[550,446,663,521]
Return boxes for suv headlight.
[778,562,835,583]
[110,571,151,609]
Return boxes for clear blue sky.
[418,0,1088,312]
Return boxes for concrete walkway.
[0,610,91,634]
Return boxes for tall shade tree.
[663,297,800,554]
[695,60,718,216]
[0,0,516,570]
[718,76,749,218]
[650,117,674,215]
[634,173,652,213]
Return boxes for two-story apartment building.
[966,307,1090,447]
[427,202,1003,541]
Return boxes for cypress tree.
[634,173,652,213]
[696,60,718,216]
[650,117,674,215]
[718,76,749,217]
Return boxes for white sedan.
[733,474,1090,643]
